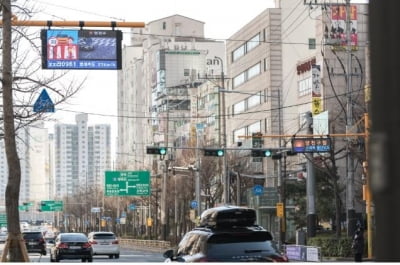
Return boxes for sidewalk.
[323,257,373,262]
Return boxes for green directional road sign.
[105,171,150,197]
[41,200,63,212]
[0,214,7,227]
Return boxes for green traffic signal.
[204,148,225,157]
[251,149,273,157]
[146,146,167,155]
[264,149,272,157]
[159,147,167,155]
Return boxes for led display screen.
[41,29,122,70]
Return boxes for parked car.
[50,233,93,262]
[0,232,7,243]
[164,206,288,262]
[88,231,120,259]
[22,231,47,255]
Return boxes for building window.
[247,93,262,109]
[248,121,261,135]
[298,77,312,97]
[247,62,261,80]
[233,127,246,144]
[233,72,245,88]
[233,100,245,115]
[233,62,261,89]
[162,22,166,30]
[232,32,261,62]
[246,33,261,53]
[232,45,245,62]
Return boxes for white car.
[87,231,120,259]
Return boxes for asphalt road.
[0,243,166,263]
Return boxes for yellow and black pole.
[364,113,373,259]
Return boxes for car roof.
[89,231,115,235]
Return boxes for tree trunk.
[1,0,29,261]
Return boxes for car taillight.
[90,240,98,244]
[58,243,69,249]
[270,255,289,262]
[83,243,91,248]
[112,240,119,244]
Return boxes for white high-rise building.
[54,114,111,198]
[0,122,52,206]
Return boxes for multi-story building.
[0,122,53,222]
[224,0,368,239]
[54,113,111,198]
[117,15,225,171]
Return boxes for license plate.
[28,242,36,245]
[69,246,81,249]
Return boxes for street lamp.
[214,56,229,204]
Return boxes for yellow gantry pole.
[364,113,373,259]
[0,16,145,28]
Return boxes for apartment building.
[0,122,51,204]
[54,113,111,198]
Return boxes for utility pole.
[305,111,317,238]
[345,0,356,237]
[161,88,170,241]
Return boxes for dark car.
[22,231,47,255]
[163,206,288,262]
[50,233,93,262]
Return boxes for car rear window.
[23,233,42,239]
[93,233,116,240]
[61,234,87,242]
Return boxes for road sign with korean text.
[105,170,150,196]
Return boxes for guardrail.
[120,238,171,250]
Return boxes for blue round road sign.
[190,200,198,209]
[253,185,264,196]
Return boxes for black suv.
[23,231,47,255]
[163,206,288,262]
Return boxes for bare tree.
[1,1,84,261]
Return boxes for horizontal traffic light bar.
[203,148,224,157]
[146,146,167,155]
[251,149,273,157]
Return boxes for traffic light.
[146,146,167,155]
[251,149,273,157]
[204,148,224,157]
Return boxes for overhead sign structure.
[33,89,55,112]
[105,171,150,197]
[41,29,123,70]
[291,137,331,153]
